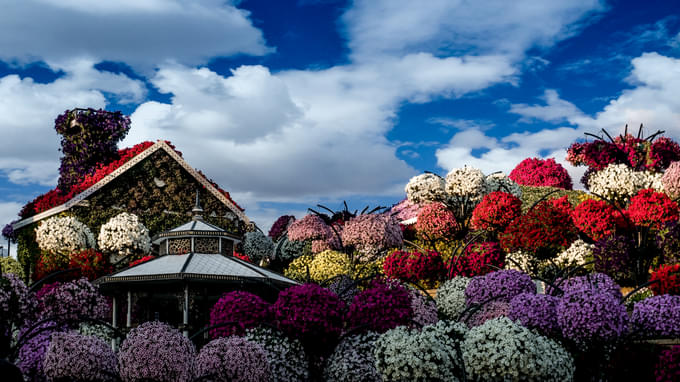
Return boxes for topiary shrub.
[465,269,536,306]
[209,291,270,338]
[509,157,573,189]
[470,191,522,232]
[414,202,458,241]
[324,332,381,382]
[244,327,309,382]
[195,336,270,382]
[37,278,109,325]
[43,331,118,382]
[346,280,413,334]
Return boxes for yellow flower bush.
[0,256,24,279]
[284,254,314,282]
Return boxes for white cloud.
[0,0,270,71]
[510,89,592,125]
[342,0,605,60]
[0,59,146,185]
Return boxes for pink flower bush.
[118,321,196,382]
[390,198,422,222]
[196,336,271,382]
[414,202,458,240]
[509,157,573,189]
[342,214,403,259]
[287,214,332,242]
[209,291,270,338]
[662,161,680,198]
[43,331,118,382]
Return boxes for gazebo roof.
[151,218,241,244]
[95,253,297,289]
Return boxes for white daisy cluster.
[505,250,535,272]
[555,239,594,268]
[435,276,470,320]
[98,212,151,262]
[374,320,468,382]
[35,216,96,256]
[483,172,522,198]
[404,173,448,204]
[463,317,575,381]
[588,163,663,201]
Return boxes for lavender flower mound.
[268,215,295,241]
[271,284,345,354]
[374,320,468,381]
[464,300,510,328]
[465,269,536,306]
[288,214,331,242]
[0,273,38,329]
[551,273,623,300]
[244,327,309,382]
[196,336,270,382]
[118,321,196,382]
[592,235,633,283]
[463,317,575,382]
[43,331,117,382]
[346,280,413,334]
[17,321,63,381]
[509,293,560,336]
[324,332,381,382]
[209,291,270,338]
[557,289,628,347]
[327,274,359,306]
[631,295,680,338]
[243,231,275,262]
[435,276,470,320]
[410,289,439,326]
[38,278,109,324]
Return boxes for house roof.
[13,140,249,230]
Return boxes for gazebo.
[95,195,297,340]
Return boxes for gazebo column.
[183,284,189,337]
[111,295,118,350]
[126,290,132,328]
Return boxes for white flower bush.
[245,327,309,382]
[484,172,522,198]
[36,216,96,256]
[98,213,151,263]
[435,276,470,320]
[374,320,468,382]
[405,173,448,204]
[243,230,275,263]
[555,239,594,268]
[445,166,486,203]
[324,332,382,382]
[588,163,663,201]
[463,317,575,381]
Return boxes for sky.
[1,0,680,244]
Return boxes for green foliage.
[16,224,39,280]
[0,256,25,279]
[519,185,589,212]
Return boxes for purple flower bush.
[1,273,37,330]
[209,291,270,338]
[341,214,403,259]
[2,222,17,243]
[631,295,680,338]
[268,215,295,241]
[410,289,439,326]
[592,234,634,284]
[552,273,623,300]
[509,293,560,336]
[43,331,118,382]
[17,321,63,381]
[118,321,196,382]
[37,278,109,325]
[465,269,536,306]
[244,327,309,382]
[324,332,382,382]
[271,284,345,354]
[346,280,413,333]
[464,300,510,327]
[195,336,271,382]
[655,345,680,382]
[557,289,628,347]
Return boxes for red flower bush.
[649,264,680,296]
[626,189,679,230]
[209,291,270,338]
[450,242,504,277]
[383,250,444,285]
[470,192,522,232]
[233,252,251,262]
[68,249,111,280]
[383,250,412,281]
[509,157,573,189]
[345,280,413,333]
[572,199,627,240]
[129,255,155,267]
[414,202,458,241]
[499,201,578,259]
[35,253,69,281]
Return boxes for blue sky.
[1,0,679,239]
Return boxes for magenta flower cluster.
[341,213,403,255]
[465,270,536,305]
[118,321,196,382]
[556,289,628,346]
[209,291,271,338]
[43,331,118,382]
[268,215,295,241]
[509,157,573,189]
[508,293,560,336]
[655,345,680,382]
[271,283,345,354]
[37,278,109,324]
[346,280,413,333]
[630,295,680,338]
[196,336,271,382]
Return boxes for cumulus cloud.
[0,59,146,185]
[437,52,680,187]
[0,0,270,71]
